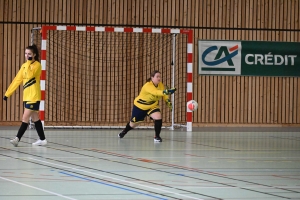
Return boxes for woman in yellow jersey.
[3,44,47,147]
[118,70,176,142]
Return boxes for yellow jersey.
[134,81,169,110]
[5,60,41,102]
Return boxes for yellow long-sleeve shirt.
[5,60,41,102]
[134,81,169,110]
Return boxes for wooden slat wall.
[1,0,300,126]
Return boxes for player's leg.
[10,102,32,147]
[148,108,162,142]
[118,122,135,138]
[119,105,147,138]
[31,111,47,146]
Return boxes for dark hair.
[26,44,40,61]
[146,70,161,82]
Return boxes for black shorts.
[130,105,160,123]
[24,101,40,111]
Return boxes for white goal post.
[32,26,193,131]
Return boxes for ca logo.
[202,45,238,66]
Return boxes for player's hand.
[3,96,7,101]
[163,88,176,95]
[165,99,172,110]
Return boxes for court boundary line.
[0,147,217,200]
[30,157,204,200]
[0,176,77,200]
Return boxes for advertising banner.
[199,40,300,76]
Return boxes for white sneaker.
[10,137,19,147]
[154,136,162,142]
[32,139,47,146]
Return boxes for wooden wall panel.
[1,0,300,126]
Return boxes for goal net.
[31,26,193,130]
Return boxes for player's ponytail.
[26,44,40,61]
[146,70,160,82]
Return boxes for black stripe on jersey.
[23,78,36,89]
[137,99,156,105]
[23,77,35,88]
[23,80,36,89]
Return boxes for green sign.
[199,40,300,76]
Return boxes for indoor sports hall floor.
[0,126,299,200]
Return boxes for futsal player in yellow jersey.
[3,44,47,147]
[118,70,176,142]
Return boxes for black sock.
[34,120,46,140]
[154,119,162,137]
[123,122,133,133]
[16,122,28,141]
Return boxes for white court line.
[0,176,77,200]
[29,157,203,200]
